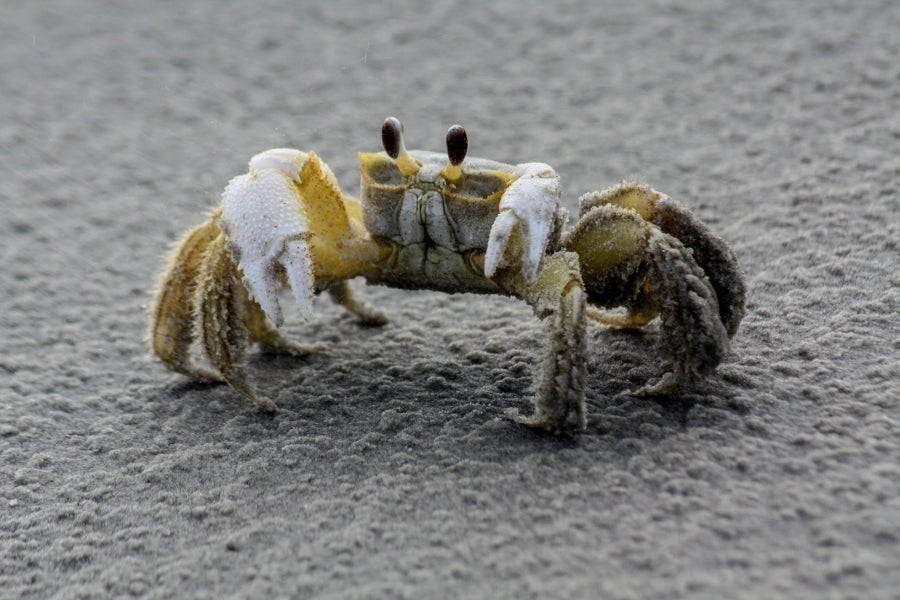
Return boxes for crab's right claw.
[219,149,317,326]
[484,162,563,282]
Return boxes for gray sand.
[2,1,898,598]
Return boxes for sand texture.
[2,1,899,598]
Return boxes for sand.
[2,0,898,598]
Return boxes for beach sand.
[2,1,898,597]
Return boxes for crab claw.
[484,162,561,282]
[219,149,316,326]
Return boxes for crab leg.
[501,251,587,433]
[585,283,656,329]
[651,194,745,336]
[578,183,746,336]
[326,280,388,325]
[566,203,731,395]
[638,227,729,395]
[192,229,294,411]
[147,217,224,382]
[237,282,325,356]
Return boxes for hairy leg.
[195,232,276,411]
[499,251,587,433]
[147,217,224,382]
[327,280,388,325]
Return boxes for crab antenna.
[381,117,419,176]
[443,124,467,181]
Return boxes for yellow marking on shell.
[445,188,508,204]
[444,169,512,203]
[358,149,419,178]
[358,152,405,190]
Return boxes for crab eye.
[446,125,467,166]
[382,117,403,159]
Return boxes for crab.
[148,117,746,433]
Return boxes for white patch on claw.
[220,161,315,326]
[484,162,560,281]
[281,237,315,318]
[248,148,309,182]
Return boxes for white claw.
[483,210,518,279]
[484,163,560,282]
[219,153,316,327]
[282,238,315,319]
[239,259,283,327]
[248,148,306,182]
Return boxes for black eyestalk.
[446,125,468,166]
[381,117,403,159]
[380,116,419,175]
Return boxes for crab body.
[148,118,746,433]
[360,150,558,293]
[359,150,512,293]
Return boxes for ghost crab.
[148,117,746,433]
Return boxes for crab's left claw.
[219,149,344,326]
[484,163,563,282]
